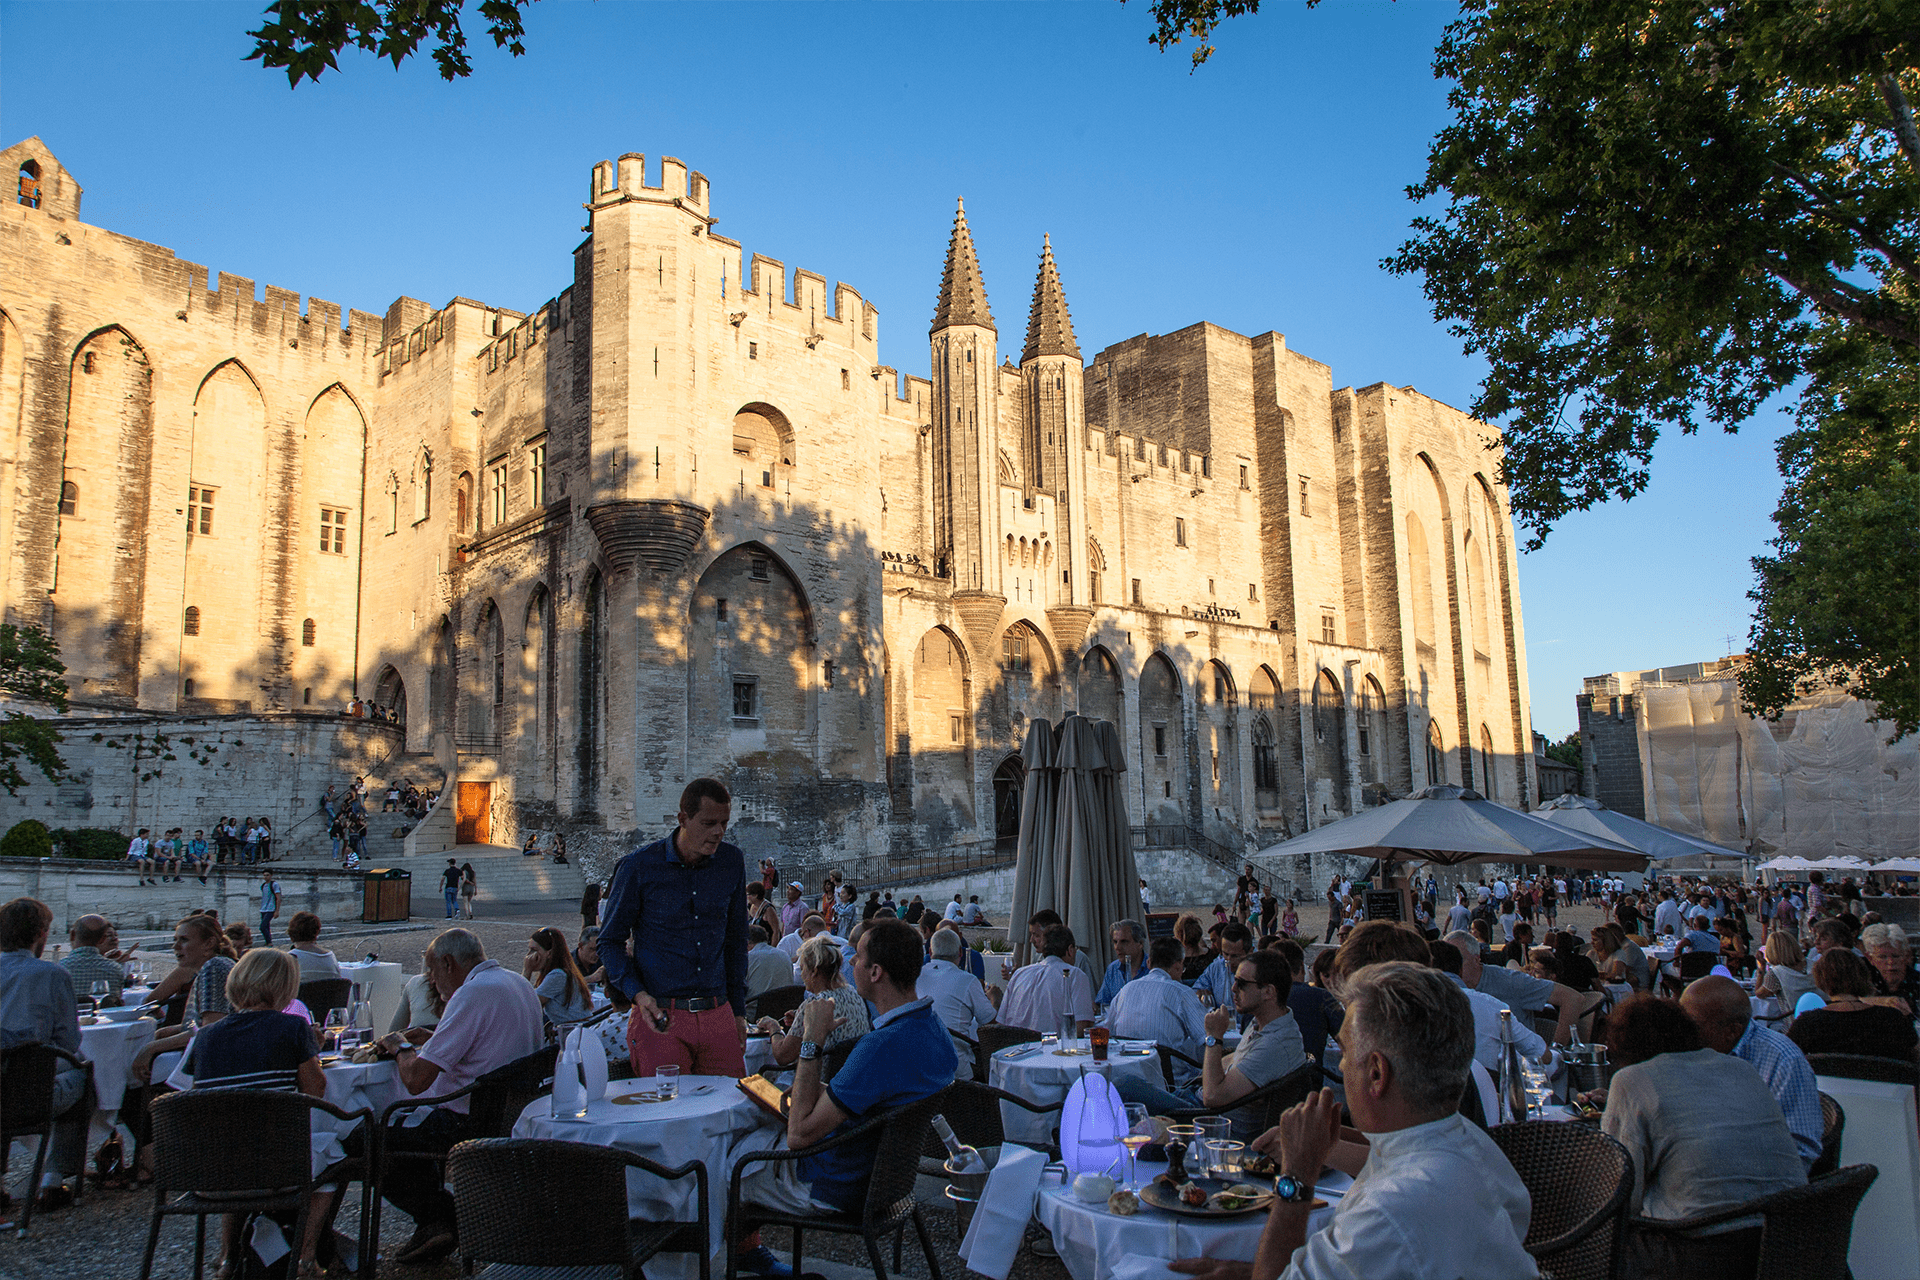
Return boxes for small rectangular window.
[1322,613,1336,644]
[841,368,850,389]
[1207,578,1215,596]
[1239,464,1250,490]
[748,342,758,359]
[749,557,770,581]
[1298,476,1310,517]
[1089,570,1101,604]
[318,507,348,554]
[1249,583,1259,601]
[949,714,964,743]
[187,486,215,535]
[1157,444,1168,466]
[58,480,77,516]
[716,598,728,621]
[1201,456,1211,479]
[761,469,773,489]
[1175,518,1187,547]
[490,465,507,526]
[1153,726,1166,756]
[529,443,547,507]
[1131,578,1142,606]
[732,678,757,719]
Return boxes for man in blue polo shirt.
[1094,919,1148,1010]
[739,916,956,1224]
[598,777,749,1078]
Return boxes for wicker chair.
[1165,1058,1320,1133]
[727,1090,948,1280]
[1488,1120,1632,1280]
[368,1043,558,1265]
[298,978,353,1021]
[975,1024,1042,1068]
[1624,1164,1877,1280]
[922,1078,1065,1163]
[137,1089,374,1280]
[750,984,807,1023]
[1660,951,1720,997]
[1809,1092,1845,1180]
[1155,1044,1202,1091]
[0,1043,93,1238]
[449,1137,709,1280]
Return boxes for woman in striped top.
[185,948,333,1280]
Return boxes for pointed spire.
[1022,233,1080,363]
[931,198,996,334]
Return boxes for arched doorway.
[993,755,1027,853]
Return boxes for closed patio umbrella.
[1535,793,1752,861]
[1253,785,1648,872]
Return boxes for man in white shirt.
[917,928,998,1078]
[1491,878,1511,904]
[1104,936,1208,1084]
[942,894,966,923]
[1653,889,1684,938]
[1427,934,1548,1071]
[1173,962,1537,1280]
[996,924,1094,1035]
[745,924,793,1001]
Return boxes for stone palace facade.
[0,136,1537,862]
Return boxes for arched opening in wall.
[1204,660,1239,813]
[374,665,407,727]
[912,626,974,835]
[732,403,794,492]
[414,446,432,523]
[523,588,552,795]
[181,359,270,709]
[1426,720,1447,789]
[1251,666,1278,713]
[577,571,604,814]
[992,755,1027,853]
[1139,652,1185,826]
[1406,511,1436,662]
[465,602,502,748]
[1311,669,1349,818]
[455,472,473,535]
[1359,676,1388,787]
[1077,645,1122,725]
[183,606,201,636]
[999,620,1059,732]
[17,159,40,208]
[1464,529,1492,660]
[689,544,813,776]
[58,480,77,516]
[1086,537,1107,605]
[1479,724,1497,800]
[302,618,316,647]
[1252,716,1280,810]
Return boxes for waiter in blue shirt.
[599,777,750,1076]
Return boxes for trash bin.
[361,868,412,923]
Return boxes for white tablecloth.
[79,1016,157,1111]
[512,1075,778,1278]
[312,1059,405,1172]
[1034,1157,1338,1280]
[337,961,405,1034]
[988,1047,1161,1146]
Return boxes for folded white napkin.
[958,1143,1047,1280]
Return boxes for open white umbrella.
[1757,856,1818,872]
[1870,858,1920,873]
[1535,793,1751,861]
[1254,785,1648,872]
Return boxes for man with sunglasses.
[1116,949,1308,1139]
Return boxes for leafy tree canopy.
[0,623,67,795]
[247,0,533,85]
[1544,733,1582,772]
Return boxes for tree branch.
[1764,256,1920,350]
[1879,72,1920,181]
[1770,160,1920,285]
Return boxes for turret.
[1021,237,1094,647]
[930,200,1004,627]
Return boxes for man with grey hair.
[1174,961,1536,1280]
[370,927,543,1264]
[917,926,999,1078]
[1095,919,1148,1009]
[1445,929,1602,1046]
[745,923,791,1001]
[1862,921,1918,1010]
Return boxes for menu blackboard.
[1363,889,1404,922]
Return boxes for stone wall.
[1,858,370,934]
[1577,692,1647,818]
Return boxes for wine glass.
[1120,1103,1153,1189]
[89,979,109,1015]
[322,1007,348,1057]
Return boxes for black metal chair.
[137,1089,374,1280]
[1809,1092,1845,1180]
[0,1043,93,1238]
[368,1043,558,1266]
[298,978,353,1023]
[449,1137,710,1280]
[1661,951,1720,996]
[1488,1120,1633,1280]
[1625,1164,1878,1280]
[750,985,806,1023]
[1165,1058,1320,1134]
[727,1090,948,1280]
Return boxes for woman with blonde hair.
[755,934,870,1068]
[1755,929,1816,1011]
[184,947,338,1279]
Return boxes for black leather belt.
[660,995,728,1012]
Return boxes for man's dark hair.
[1604,995,1703,1067]
[1512,922,1534,943]
[1428,938,1463,975]
[860,917,924,989]
[1269,937,1305,976]
[287,911,321,944]
[679,777,731,815]
[1149,936,1185,971]
[747,923,769,946]
[1028,908,1062,928]
[1,897,47,951]
[746,881,765,900]
[1220,922,1254,951]
[1041,923,1076,958]
[1237,950,1293,1003]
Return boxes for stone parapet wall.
[1,858,370,934]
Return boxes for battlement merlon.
[586,153,713,222]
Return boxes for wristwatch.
[1203,1035,1222,1048]
[1273,1174,1314,1203]
[798,1040,821,1061]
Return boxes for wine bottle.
[1497,1008,1527,1124]
[931,1114,986,1175]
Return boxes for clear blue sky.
[1,0,1790,740]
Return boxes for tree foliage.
[1543,732,1582,772]
[1739,321,1919,735]
[1129,0,1268,69]
[0,623,68,795]
[247,0,534,85]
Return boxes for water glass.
[1194,1117,1232,1175]
[655,1063,680,1100]
[1204,1139,1246,1180]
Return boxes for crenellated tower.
[1020,235,1095,651]
[930,199,1005,633]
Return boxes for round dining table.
[512,1074,779,1280]
[78,1015,158,1112]
[988,1044,1162,1146]
[1034,1157,1341,1280]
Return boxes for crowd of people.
[11,788,1918,1279]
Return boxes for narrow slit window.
[529,443,547,507]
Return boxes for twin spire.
[930,199,1080,364]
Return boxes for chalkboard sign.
[1364,889,1404,922]
[1146,912,1181,941]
